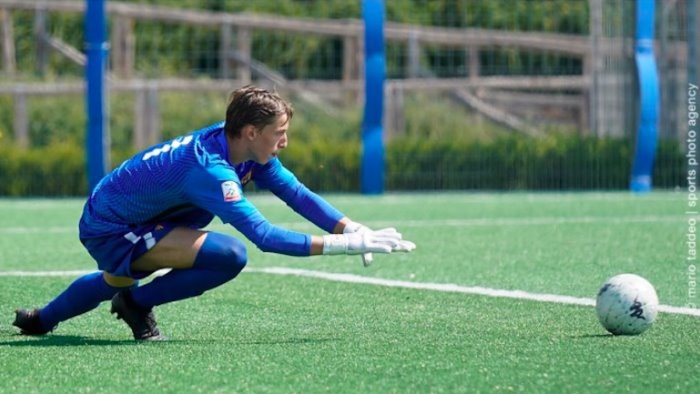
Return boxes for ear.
[242,125,257,141]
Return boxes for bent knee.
[227,238,248,269]
[195,232,247,274]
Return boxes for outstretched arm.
[255,160,384,264]
[254,159,345,233]
[186,172,415,258]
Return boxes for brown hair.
[224,86,294,138]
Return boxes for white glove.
[323,228,416,256]
[343,221,374,266]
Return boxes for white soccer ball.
[595,273,659,335]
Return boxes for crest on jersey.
[221,181,241,202]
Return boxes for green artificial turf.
[1,193,698,392]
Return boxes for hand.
[323,228,416,256]
[343,221,374,266]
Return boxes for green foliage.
[12,10,84,79]
[159,91,226,139]
[27,96,85,147]
[0,88,361,151]
[0,143,86,196]
[5,1,589,80]
[283,139,360,192]
[0,134,684,196]
[386,135,684,191]
[284,94,362,144]
[401,93,511,141]
[376,0,590,32]
[0,96,13,143]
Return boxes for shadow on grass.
[0,334,137,347]
[569,333,615,339]
[241,337,340,345]
[0,332,335,347]
[0,326,341,347]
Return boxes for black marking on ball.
[629,298,646,320]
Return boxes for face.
[248,114,289,164]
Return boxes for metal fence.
[0,0,694,194]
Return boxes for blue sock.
[131,232,247,309]
[39,271,127,331]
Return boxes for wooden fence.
[0,0,687,148]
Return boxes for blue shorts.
[80,223,177,279]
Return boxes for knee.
[225,237,248,271]
[195,232,247,276]
[219,239,247,280]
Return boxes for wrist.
[322,234,348,255]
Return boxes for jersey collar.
[214,125,231,165]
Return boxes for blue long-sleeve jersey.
[79,122,344,256]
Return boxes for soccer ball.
[595,273,659,335]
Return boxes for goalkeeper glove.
[323,228,416,256]
[343,220,374,266]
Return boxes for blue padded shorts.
[80,223,178,279]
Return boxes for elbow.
[255,240,277,253]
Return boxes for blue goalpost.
[630,0,660,192]
[85,0,109,191]
[361,0,385,195]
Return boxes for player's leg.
[111,227,247,340]
[130,228,247,305]
[13,222,159,336]
[13,271,136,336]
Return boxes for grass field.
[1,192,698,392]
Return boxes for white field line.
[251,192,685,205]
[362,215,684,228]
[0,270,93,277]
[1,267,698,317]
[0,215,685,234]
[0,227,78,234]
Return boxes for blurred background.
[0,0,694,195]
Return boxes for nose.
[278,133,288,149]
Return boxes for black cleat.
[13,308,51,336]
[111,291,166,341]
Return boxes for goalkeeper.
[13,86,415,341]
